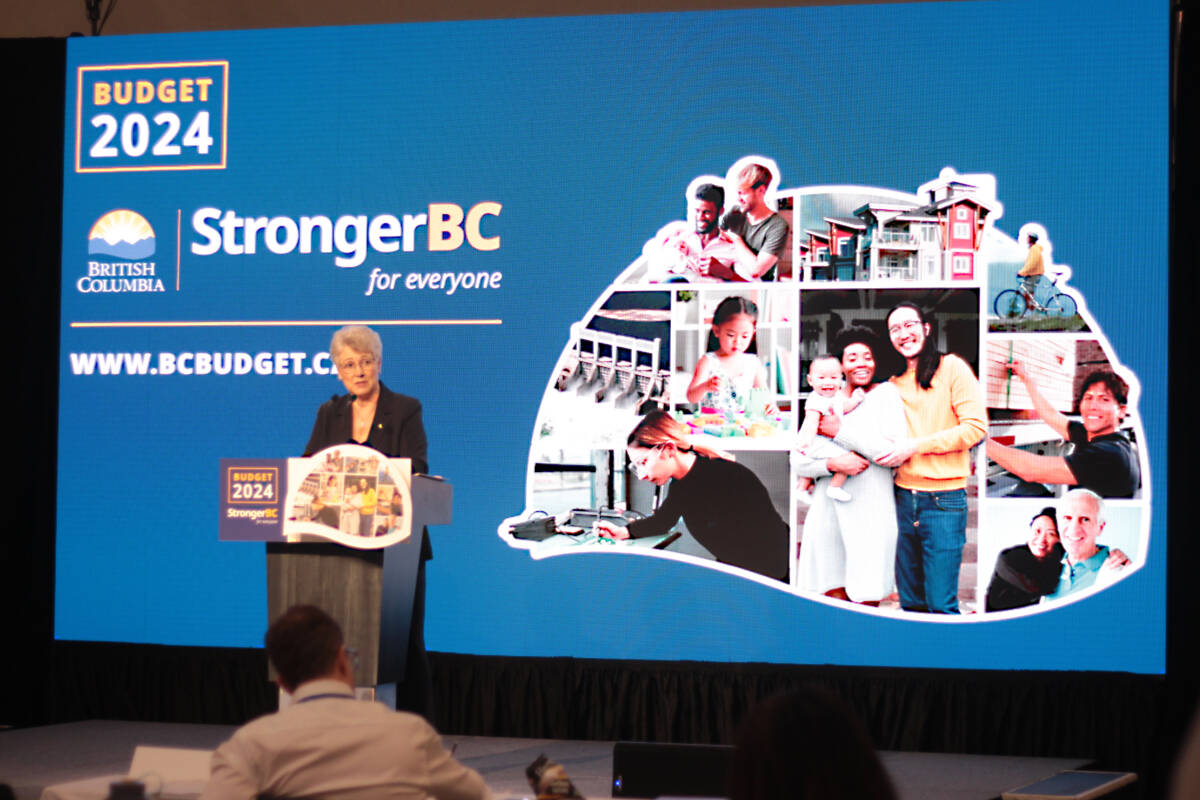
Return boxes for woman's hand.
[817,413,841,438]
[875,438,918,467]
[595,520,630,540]
[1103,548,1131,571]
[825,452,869,476]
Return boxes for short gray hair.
[1062,487,1105,522]
[330,325,382,364]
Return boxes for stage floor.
[0,720,1092,800]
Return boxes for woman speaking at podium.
[305,325,428,473]
[303,324,433,718]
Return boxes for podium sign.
[219,445,412,547]
[220,459,285,540]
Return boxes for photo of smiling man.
[880,301,987,614]
[1044,488,1130,600]
[714,160,790,282]
[641,180,740,283]
[984,340,1140,499]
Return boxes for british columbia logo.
[80,209,165,293]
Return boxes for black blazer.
[303,381,428,474]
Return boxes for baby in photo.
[796,355,864,502]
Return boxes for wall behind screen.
[2,0,930,37]
[56,0,1167,672]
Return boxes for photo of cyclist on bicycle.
[1017,232,1045,306]
[990,224,1084,330]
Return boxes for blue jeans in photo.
[893,487,967,614]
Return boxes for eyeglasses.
[888,320,923,337]
[337,356,377,373]
[629,445,663,478]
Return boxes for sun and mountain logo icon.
[88,209,156,260]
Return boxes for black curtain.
[2,36,65,734]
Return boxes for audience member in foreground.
[201,604,490,800]
[729,687,897,800]
[1170,704,1200,800]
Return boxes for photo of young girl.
[687,295,774,415]
[672,288,795,448]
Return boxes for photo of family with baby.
[791,289,983,613]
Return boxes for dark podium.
[266,474,451,694]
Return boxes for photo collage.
[288,445,412,546]
[501,157,1146,619]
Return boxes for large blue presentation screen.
[58,0,1167,673]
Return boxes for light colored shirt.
[201,679,491,800]
[1048,545,1111,599]
[796,382,907,602]
[642,220,740,282]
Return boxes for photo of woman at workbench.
[595,411,790,581]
